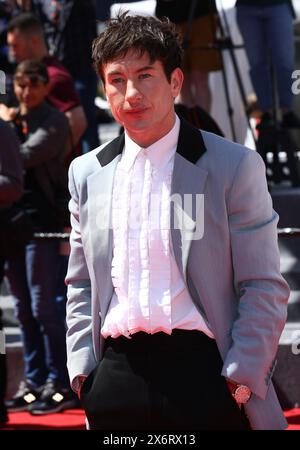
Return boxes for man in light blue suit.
[65,12,290,430]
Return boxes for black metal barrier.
[278,228,300,237]
[34,229,300,240]
[34,232,70,239]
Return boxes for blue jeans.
[5,240,69,388]
[236,3,294,111]
[55,254,69,320]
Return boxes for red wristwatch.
[226,379,252,404]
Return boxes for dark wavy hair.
[92,12,183,83]
[14,59,49,83]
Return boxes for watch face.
[234,385,251,404]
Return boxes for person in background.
[3,12,86,165]
[4,12,87,324]
[156,0,222,113]
[20,0,100,153]
[0,1,16,103]
[235,0,300,129]
[65,13,289,430]
[2,59,77,415]
[0,119,23,427]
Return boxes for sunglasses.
[13,74,48,88]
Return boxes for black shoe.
[5,379,42,412]
[28,379,80,415]
[281,111,300,129]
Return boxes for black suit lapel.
[96,118,207,167]
[176,118,207,163]
[96,133,124,166]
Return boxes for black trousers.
[80,330,251,430]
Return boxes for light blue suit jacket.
[66,119,290,429]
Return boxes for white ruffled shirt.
[101,115,214,339]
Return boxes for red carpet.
[1,409,299,430]
[2,409,85,430]
[284,408,300,430]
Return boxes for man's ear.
[171,67,184,98]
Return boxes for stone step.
[4,327,22,346]
[272,187,300,228]
[1,295,19,327]
[279,322,300,345]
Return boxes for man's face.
[14,74,49,111]
[7,29,34,62]
[102,50,183,147]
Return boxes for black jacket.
[156,0,217,24]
